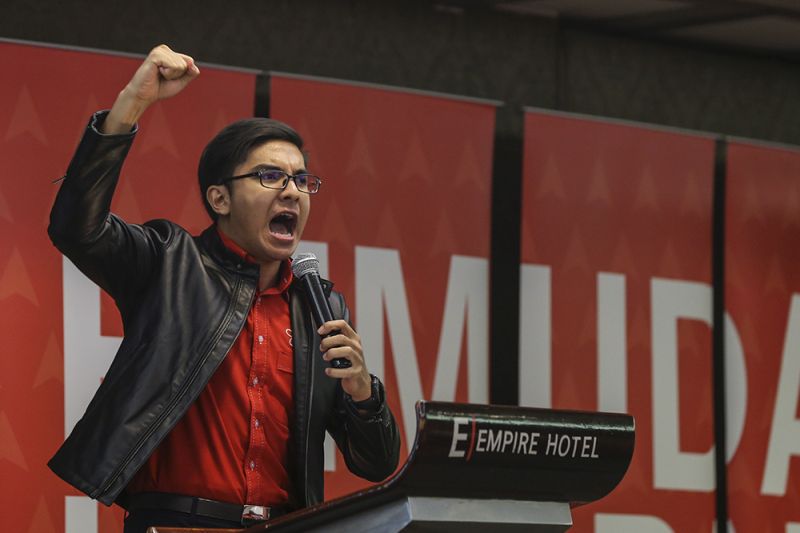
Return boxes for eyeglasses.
[222,169,322,194]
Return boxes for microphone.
[292,253,352,369]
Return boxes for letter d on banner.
[651,278,747,491]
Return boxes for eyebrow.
[248,163,309,175]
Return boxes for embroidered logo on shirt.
[285,328,293,348]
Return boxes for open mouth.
[268,211,298,239]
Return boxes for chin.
[260,244,297,263]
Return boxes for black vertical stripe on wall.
[254,72,270,118]
[489,108,523,406]
[712,137,729,533]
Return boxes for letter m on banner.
[356,247,488,449]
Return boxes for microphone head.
[292,253,319,279]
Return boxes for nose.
[280,177,302,200]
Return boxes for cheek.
[236,195,268,224]
[300,202,311,228]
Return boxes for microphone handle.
[324,329,351,369]
[300,273,352,369]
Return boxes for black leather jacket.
[47,112,400,507]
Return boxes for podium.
[152,401,635,533]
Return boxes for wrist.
[103,87,150,134]
[347,375,383,412]
[350,377,373,402]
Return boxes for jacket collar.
[198,224,259,278]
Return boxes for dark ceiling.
[430,0,800,60]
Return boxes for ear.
[206,184,231,217]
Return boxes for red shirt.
[126,230,295,506]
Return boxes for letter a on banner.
[762,294,800,496]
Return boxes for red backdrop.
[3,40,800,533]
[726,141,800,532]
[520,110,718,532]
[269,74,497,499]
[0,41,256,533]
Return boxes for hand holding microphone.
[292,253,352,369]
[292,254,373,401]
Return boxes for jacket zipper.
[303,307,315,507]
[96,276,247,499]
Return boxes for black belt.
[122,492,289,526]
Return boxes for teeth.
[269,212,296,237]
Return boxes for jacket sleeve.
[327,293,401,482]
[48,111,168,303]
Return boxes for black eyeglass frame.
[221,169,323,194]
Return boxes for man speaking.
[47,45,400,532]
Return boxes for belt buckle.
[242,504,269,525]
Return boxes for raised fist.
[103,45,200,134]
[125,44,200,105]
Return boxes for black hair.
[197,118,306,221]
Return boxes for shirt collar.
[216,227,293,294]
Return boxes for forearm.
[335,380,401,482]
[48,110,168,301]
[48,111,136,248]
